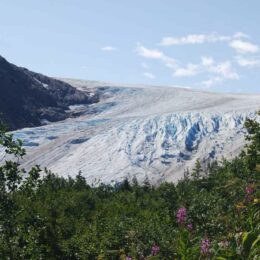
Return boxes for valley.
[4,79,260,185]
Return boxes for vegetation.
[0,113,259,259]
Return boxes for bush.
[0,113,259,259]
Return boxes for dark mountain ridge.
[0,55,98,130]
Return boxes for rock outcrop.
[0,55,98,130]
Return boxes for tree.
[0,123,26,258]
[0,122,43,258]
[244,111,260,171]
[192,159,202,179]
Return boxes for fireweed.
[245,185,254,194]
[176,207,187,224]
[151,244,160,256]
[187,223,193,231]
[200,239,211,255]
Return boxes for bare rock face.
[0,55,99,130]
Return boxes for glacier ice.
[1,80,260,185]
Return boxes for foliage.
[0,113,259,259]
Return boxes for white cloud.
[233,32,249,39]
[229,40,259,54]
[201,57,239,80]
[201,77,223,88]
[160,33,230,46]
[209,61,239,80]
[173,57,238,81]
[141,62,149,69]
[236,56,260,68]
[172,57,239,88]
[136,44,177,68]
[101,46,117,51]
[135,33,256,88]
[136,44,164,59]
[164,61,177,69]
[200,61,239,88]
[201,56,214,67]
[143,72,155,79]
[173,63,200,77]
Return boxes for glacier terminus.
[4,80,260,185]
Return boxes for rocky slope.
[4,79,259,185]
[0,56,98,130]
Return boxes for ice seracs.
[5,80,260,185]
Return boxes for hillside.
[0,56,98,130]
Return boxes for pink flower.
[125,257,132,260]
[176,207,187,224]
[200,238,210,255]
[151,244,160,256]
[187,223,193,231]
[245,185,254,194]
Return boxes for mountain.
[6,79,260,185]
[0,56,98,130]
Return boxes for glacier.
[1,80,260,185]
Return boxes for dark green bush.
[0,113,259,259]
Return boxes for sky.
[0,0,260,93]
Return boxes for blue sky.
[0,0,260,93]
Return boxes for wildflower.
[151,244,160,256]
[218,240,229,249]
[244,185,255,203]
[200,238,210,255]
[245,185,254,194]
[176,207,187,224]
[125,256,132,260]
[187,223,193,231]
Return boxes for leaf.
[251,235,260,249]
[242,231,258,256]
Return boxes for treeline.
[0,113,259,259]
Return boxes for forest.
[0,112,259,259]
